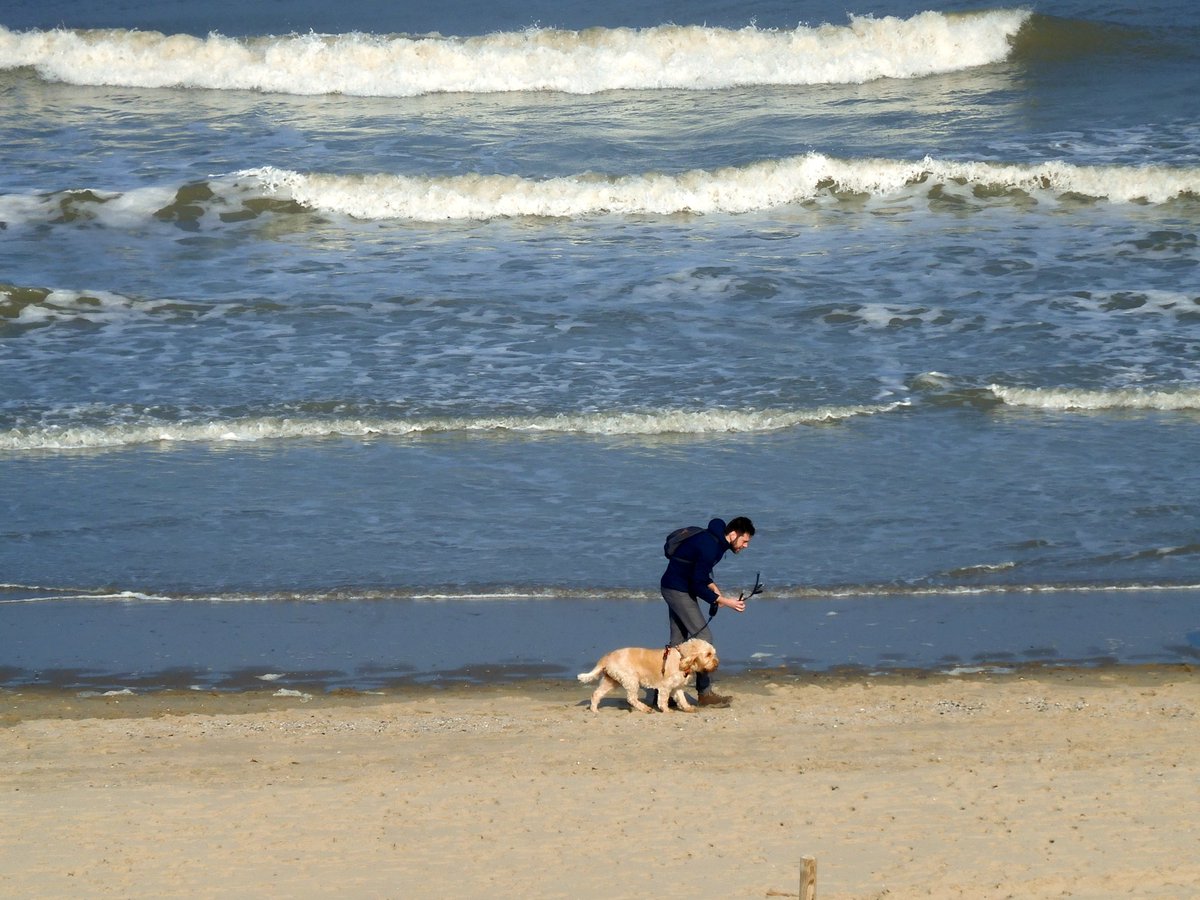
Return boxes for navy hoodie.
[660,518,729,604]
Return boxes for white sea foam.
[990,385,1200,411]
[0,11,1031,96]
[8,581,1200,608]
[0,403,905,451]
[273,689,313,700]
[1,287,209,326]
[233,155,1200,221]
[945,561,1018,577]
[0,590,171,604]
[943,666,1016,676]
[0,184,181,230]
[3,154,1194,231]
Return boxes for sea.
[2,0,1198,693]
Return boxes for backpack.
[663,525,707,561]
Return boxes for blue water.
[2,0,1199,689]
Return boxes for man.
[657,515,755,708]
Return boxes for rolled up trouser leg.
[662,587,714,694]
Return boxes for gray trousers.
[662,587,714,694]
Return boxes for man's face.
[728,531,752,554]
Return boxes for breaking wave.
[4,155,1197,229]
[0,403,906,451]
[990,385,1200,412]
[0,10,1031,96]
[235,156,1200,220]
[269,156,1200,219]
[5,579,1200,606]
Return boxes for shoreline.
[4,665,1196,897]
[5,590,1198,694]
[1,662,1194,724]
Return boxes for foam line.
[0,11,1031,96]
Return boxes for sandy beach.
[2,666,1196,899]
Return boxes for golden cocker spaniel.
[577,638,719,713]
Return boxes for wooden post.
[800,856,817,900]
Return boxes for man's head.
[725,516,755,553]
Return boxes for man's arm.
[708,582,746,612]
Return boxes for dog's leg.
[671,688,696,712]
[589,673,618,712]
[619,674,654,712]
[655,685,671,713]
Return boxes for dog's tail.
[577,664,603,683]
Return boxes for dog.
[577,638,718,713]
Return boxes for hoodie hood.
[707,518,728,543]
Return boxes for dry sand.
[2,666,1197,899]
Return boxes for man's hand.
[717,594,746,613]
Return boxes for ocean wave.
[0,590,171,604]
[0,403,905,451]
[0,284,220,328]
[783,581,1200,599]
[5,579,1199,606]
[0,10,1030,96]
[235,155,1200,220]
[7,154,1193,230]
[1009,13,1176,64]
[989,385,1200,411]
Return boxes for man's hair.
[726,516,755,536]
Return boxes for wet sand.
[2,666,1197,898]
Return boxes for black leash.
[674,571,764,645]
[663,572,764,674]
